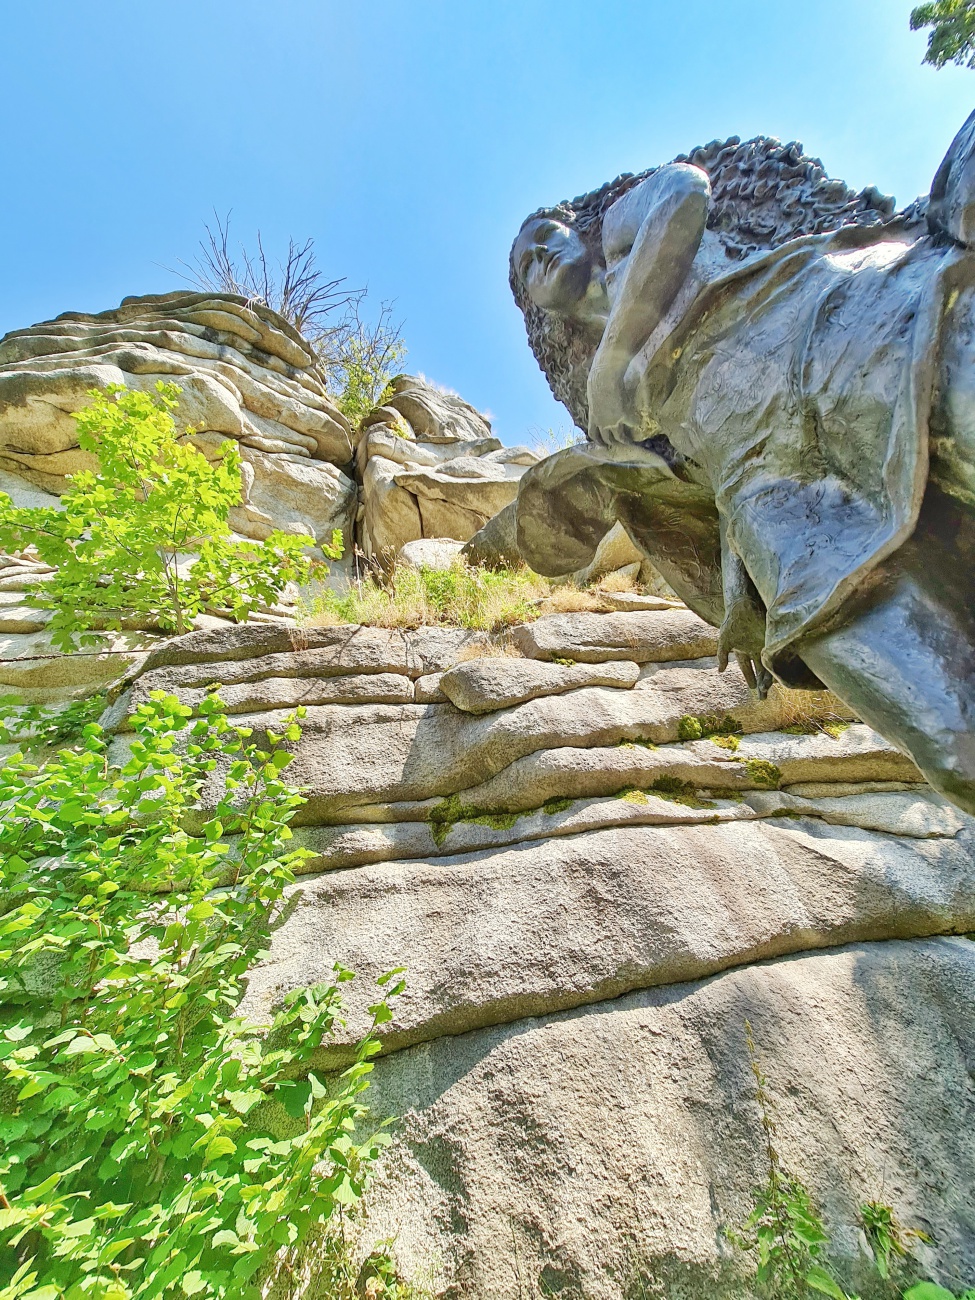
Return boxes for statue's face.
[513,217,594,314]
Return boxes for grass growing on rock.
[305,560,663,632]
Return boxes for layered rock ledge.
[105,604,975,1298]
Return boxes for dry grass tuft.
[454,638,525,662]
[303,560,550,632]
[302,556,681,634]
[537,586,613,616]
[768,684,858,735]
[596,569,640,594]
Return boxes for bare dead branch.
[170,214,407,420]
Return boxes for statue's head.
[512,215,601,315]
[510,185,637,430]
[511,137,903,433]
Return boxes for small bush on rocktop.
[0,383,339,649]
[176,214,407,424]
[0,690,405,1300]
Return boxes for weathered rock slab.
[511,608,718,662]
[439,656,639,714]
[0,628,156,703]
[358,939,975,1299]
[0,292,354,491]
[247,819,975,1055]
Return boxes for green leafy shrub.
[0,384,338,650]
[726,1024,854,1299]
[0,696,107,749]
[0,689,404,1299]
[335,337,405,426]
[861,1202,929,1284]
[904,1286,975,1300]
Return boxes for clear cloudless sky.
[0,1,971,444]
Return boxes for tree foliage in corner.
[0,689,405,1299]
[911,0,975,68]
[0,383,341,650]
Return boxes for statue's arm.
[588,164,710,442]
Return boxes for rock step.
[243,818,975,1061]
[172,658,860,821]
[291,784,965,873]
[439,656,640,713]
[357,724,915,822]
[511,607,718,662]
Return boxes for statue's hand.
[587,366,632,446]
[717,596,772,698]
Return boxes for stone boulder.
[395,538,466,571]
[356,376,540,559]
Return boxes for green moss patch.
[615,778,717,810]
[677,713,743,743]
[743,758,782,789]
[428,793,521,846]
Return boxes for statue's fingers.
[735,651,757,689]
[717,644,728,673]
[756,665,774,700]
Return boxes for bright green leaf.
[805,1265,850,1298]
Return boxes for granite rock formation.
[355,375,539,560]
[95,606,975,1298]
[0,294,543,697]
[0,291,358,547]
[0,293,536,570]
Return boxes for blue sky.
[0,1,971,444]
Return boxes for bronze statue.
[510,115,975,814]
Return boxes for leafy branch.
[0,383,339,650]
[910,0,975,68]
[0,690,406,1299]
